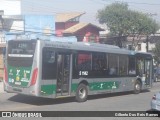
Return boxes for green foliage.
[153,43,160,63]
[97,2,130,36]
[97,2,160,48]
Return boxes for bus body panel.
[4,40,153,100]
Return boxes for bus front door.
[145,59,152,86]
[56,53,71,96]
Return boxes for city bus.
[4,39,153,102]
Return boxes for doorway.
[56,53,71,96]
[144,59,152,85]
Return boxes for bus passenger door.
[145,59,152,86]
[56,53,72,96]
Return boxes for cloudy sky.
[21,0,160,25]
[1,0,160,26]
[0,0,21,15]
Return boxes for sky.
[0,0,21,15]
[1,0,160,27]
[21,0,160,27]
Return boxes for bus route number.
[79,71,88,76]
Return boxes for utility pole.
[145,12,157,53]
[146,35,149,52]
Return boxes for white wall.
[0,32,5,43]
[141,43,146,52]
[0,0,21,15]
[134,42,155,52]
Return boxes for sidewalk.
[0,81,4,93]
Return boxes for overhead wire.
[1,0,160,37]
[2,0,158,22]
[3,0,160,15]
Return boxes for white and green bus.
[4,39,153,102]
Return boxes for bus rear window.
[7,40,36,67]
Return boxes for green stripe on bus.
[40,81,119,95]
[71,83,78,92]
[41,84,78,95]
[71,81,119,92]
[41,85,56,95]
[89,81,119,91]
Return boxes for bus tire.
[133,80,141,94]
[75,84,88,102]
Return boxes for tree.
[97,2,160,48]
[153,43,160,63]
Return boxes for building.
[0,0,21,79]
[126,35,160,52]
[100,34,160,53]
[0,11,6,79]
[56,12,104,42]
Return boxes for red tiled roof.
[56,12,85,22]
[63,23,104,34]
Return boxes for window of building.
[137,44,141,51]
[88,33,97,43]
[128,45,133,50]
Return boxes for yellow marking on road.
[56,95,70,98]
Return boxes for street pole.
[146,35,149,52]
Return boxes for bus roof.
[8,39,152,57]
[42,40,136,55]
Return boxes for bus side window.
[77,53,91,70]
[128,56,136,75]
[42,48,56,80]
[92,53,107,71]
[136,58,144,76]
[48,52,55,63]
[108,54,118,76]
[119,55,128,76]
[109,67,116,75]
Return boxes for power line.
[89,0,113,5]
[123,1,160,6]
[2,0,159,20]
[101,0,160,6]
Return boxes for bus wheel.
[75,84,88,102]
[133,80,141,94]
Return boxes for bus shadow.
[8,94,75,106]
[88,89,150,100]
[8,90,150,106]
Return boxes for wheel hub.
[135,84,140,90]
[79,88,86,99]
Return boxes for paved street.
[0,81,4,93]
[0,82,159,120]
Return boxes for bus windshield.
[7,40,36,67]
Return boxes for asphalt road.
[0,82,160,120]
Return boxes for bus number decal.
[79,71,88,76]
